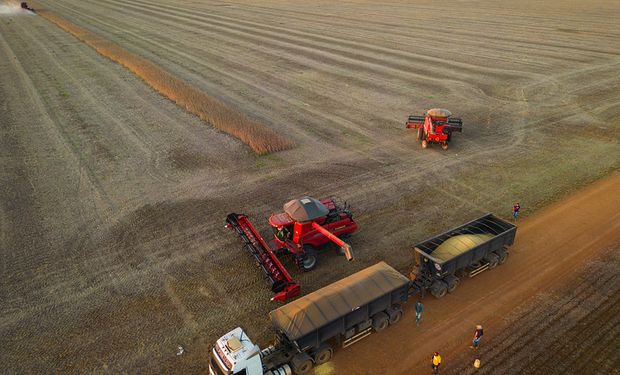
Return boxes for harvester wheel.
[300,245,318,271]
[430,280,448,298]
[417,128,424,140]
[484,253,499,269]
[372,312,389,331]
[291,353,313,374]
[441,142,449,150]
[421,140,429,149]
[313,344,333,365]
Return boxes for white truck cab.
[209,327,263,375]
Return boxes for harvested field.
[37,8,293,154]
[1,0,619,373]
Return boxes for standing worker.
[512,202,521,222]
[471,324,484,350]
[431,351,442,374]
[415,301,424,325]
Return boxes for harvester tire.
[372,312,389,331]
[291,353,313,374]
[485,253,500,269]
[300,245,318,271]
[444,275,460,293]
[417,128,424,140]
[421,140,429,149]
[430,280,448,298]
[313,344,333,365]
[496,248,509,264]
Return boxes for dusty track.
[1,0,619,373]
[332,172,620,374]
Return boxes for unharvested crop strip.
[34,8,293,155]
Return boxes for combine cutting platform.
[225,213,301,302]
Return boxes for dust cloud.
[0,1,31,15]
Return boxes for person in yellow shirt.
[431,351,442,374]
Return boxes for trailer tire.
[387,307,403,325]
[291,353,313,375]
[430,280,448,299]
[300,245,318,271]
[372,312,389,332]
[444,275,460,293]
[496,248,509,264]
[313,344,333,365]
[485,253,499,269]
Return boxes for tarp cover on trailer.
[283,197,329,222]
[270,262,410,341]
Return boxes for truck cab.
[209,327,263,375]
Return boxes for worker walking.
[415,301,424,325]
[431,351,442,374]
[512,203,521,222]
[471,325,484,350]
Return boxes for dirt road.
[331,171,620,374]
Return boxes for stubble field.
[1,0,619,373]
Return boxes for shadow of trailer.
[411,213,517,298]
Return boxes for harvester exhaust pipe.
[311,222,354,261]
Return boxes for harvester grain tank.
[209,262,410,375]
[406,108,463,150]
[225,197,357,302]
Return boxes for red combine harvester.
[226,197,357,302]
[406,108,463,150]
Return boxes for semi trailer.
[410,213,516,298]
[210,213,516,374]
[209,262,410,375]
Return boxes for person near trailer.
[512,203,521,221]
[431,351,442,374]
[415,301,424,325]
[471,325,484,350]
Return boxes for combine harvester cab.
[410,213,516,298]
[406,108,462,150]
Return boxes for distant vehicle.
[406,108,463,150]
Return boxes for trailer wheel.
[430,280,448,298]
[300,245,318,271]
[291,353,313,375]
[444,275,460,293]
[485,253,499,269]
[372,312,389,331]
[495,248,509,264]
[421,139,429,149]
[313,344,333,365]
[441,142,449,150]
[387,307,403,325]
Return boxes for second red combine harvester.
[406,108,463,150]
[226,197,357,302]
